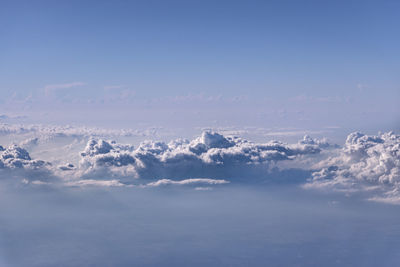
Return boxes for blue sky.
[0,0,399,133]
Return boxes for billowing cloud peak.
[199,131,234,149]
[0,144,49,169]
[78,131,330,180]
[308,131,400,200]
[81,139,114,157]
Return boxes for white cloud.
[78,131,330,181]
[2,126,400,204]
[44,82,86,96]
[44,82,86,90]
[264,130,327,137]
[145,178,229,187]
[65,179,126,187]
[0,144,54,184]
[0,144,50,170]
[306,131,400,203]
[194,187,213,191]
[0,123,157,139]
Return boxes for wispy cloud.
[145,178,230,187]
[357,83,369,92]
[44,82,86,96]
[65,179,127,187]
[290,95,345,104]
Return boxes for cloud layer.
[1,127,400,203]
[0,123,157,138]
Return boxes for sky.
[1,1,400,266]
[0,0,399,134]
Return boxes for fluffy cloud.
[2,128,400,203]
[306,131,400,202]
[0,143,54,183]
[0,144,49,170]
[78,131,330,181]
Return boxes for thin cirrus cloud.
[145,178,230,187]
[44,82,87,96]
[63,178,229,188]
[0,123,158,139]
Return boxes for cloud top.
[78,131,329,181]
[306,131,400,202]
[0,144,49,169]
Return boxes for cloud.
[1,127,400,204]
[0,123,158,139]
[290,95,346,104]
[306,131,400,203]
[0,114,27,121]
[145,178,229,187]
[0,143,54,184]
[58,163,76,171]
[65,179,126,187]
[19,137,40,148]
[61,177,228,189]
[44,82,86,96]
[78,131,330,181]
[0,144,50,170]
[264,130,327,137]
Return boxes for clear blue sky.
[0,0,399,132]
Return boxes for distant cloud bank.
[0,126,399,203]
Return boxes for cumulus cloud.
[0,144,49,170]
[0,143,54,183]
[78,131,330,181]
[2,128,400,203]
[306,131,400,203]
